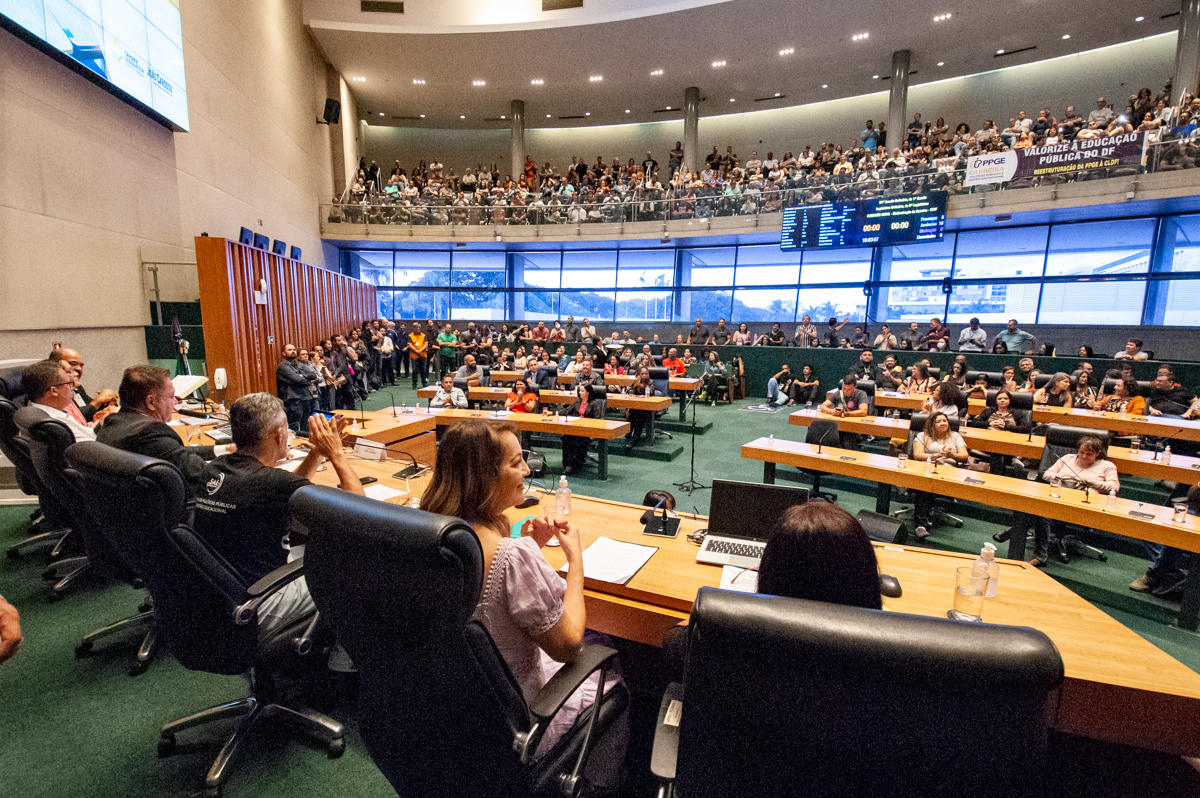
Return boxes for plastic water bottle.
[1163,446,1172,465]
[805,401,813,414]
[924,458,933,476]
[1106,490,1117,510]
[974,542,999,598]
[401,402,407,415]
[768,434,774,448]
[556,474,572,515]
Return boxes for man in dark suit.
[275,344,311,432]
[48,348,117,422]
[96,365,228,497]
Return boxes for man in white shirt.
[428,375,467,409]
[21,360,98,441]
[957,318,988,351]
[579,318,597,341]
[1113,338,1149,360]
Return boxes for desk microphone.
[640,496,667,525]
[384,391,398,418]
[391,450,422,480]
[1152,427,1187,461]
[176,408,211,420]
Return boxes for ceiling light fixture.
[531,78,544,85]
[852,32,869,41]
[651,69,664,76]
[546,114,552,117]
[872,74,879,79]
[352,76,365,82]
[822,84,829,88]
[625,109,631,113]
[378,112,384,116]
[774,92,781,96]
[996,49,1004,54]
[665,106,671,110]
[460,115,466,119]
[472,80,486,86]
[419,114,425,118]
[712,60,726,67]
[933,13,951,22]
[779,47,794,56]
[585,112,591,116]
[412,78,425,85]
[589,75,603,82]
[729,98,735,102]
[1061,33,1070,39]
[500,115,506,119]
[1135,15,1145,22]
[937,61,945,66]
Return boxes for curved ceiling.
[306,0,1179,129]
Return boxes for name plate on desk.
[353,439,388,462]
[839,455,857,461]
[1128,510,1156,519]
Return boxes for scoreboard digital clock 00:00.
[780,193,948,250]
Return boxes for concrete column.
[886,50,911,157]
[683,87,700,175]
[1173,0,1200,106]
[510,100,525,183]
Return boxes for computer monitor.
[706,479,809,541]
[289,245,302,261]
[271,239,287,256]
[252,233,269,250]
[238,226,253,246]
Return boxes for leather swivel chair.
[293,485,630,798]
[64,442,344,798]
[1018,425,1113,563]
[652,588,1063,798]
[895,412,965,529]
[646,367,673,442]
[16,408,158,670]
[803,418,840,502]
[1,394,74,559]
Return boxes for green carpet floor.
[2,382,1199,797]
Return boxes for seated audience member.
[1020,369,1042,393]
[624,367,659,448]
[698,351,728,405]
[921,317,950,351]
[661,502,882,677]
[1006,436,1118,567]
[1091,376,1145,415]
[1078,345,1095,359]
[709,319,732,346]
[957,318,987,352]
[1073,370,1098,407]
[429,375,468,409]
[852,350,880,383]
[0,593,21,663]
[1113,338,1149,361]
[899,322,923,351]
[970,389,1031,434]
[791,365,821,406]
[455,354,485,387]
[1040,343,1056,357]
[991,340,1009,355]
[21,359,97,441]
[97,365,229,496]
[1130,484,1199,600]
[766,365,797,407]
[923,381,964,420]
[572,359,605,389]
[732,323,754,346]
[910,412,968,539]
[901,362,936,394]
[48,348,117,422]
[1147,369,1193,416]
[872,324,898,350]
[642,489,677,514]
[563,349,588,376]
[1033,372,1074,408]
[820,374,870,418]
[1001,366,1020,392]
[505,378,538,413]
[662,348,686,376]
[942,361,968,388]
[562,384,605,475]
[194,396,363,643]
[419,421,626,786]
[966,373,990,401]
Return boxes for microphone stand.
[1151,428,1185,461]
[384,391,398,419]
[673,383,708,495]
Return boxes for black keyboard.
[704,538,765,559]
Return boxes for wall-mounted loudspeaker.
[238,226,253,246]
[271,239,287,256]
[322,98,341,125]
[290,246,302,261]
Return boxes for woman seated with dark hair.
[1078,345,1095,359]
[991,340,1009,355]
[662,502,881,675]
[562,384,605,475]
[911,411,968,539]
[970,389,1030,434]
[1034,372,1073,408]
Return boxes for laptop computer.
[696,479,810,568]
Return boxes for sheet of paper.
[177,415,213,426]
[277,460,303,473]
[172,375,208,398]
[560,536,657,585]
[363,484,407,502]
[166,419,184,427]
[720,565,758,593]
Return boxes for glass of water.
[1130,436,1141,453]
[1049,477,1062,498]
[948,566,989,622]
[897,452,908,469]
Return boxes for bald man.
[48,348,117,422]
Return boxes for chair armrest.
[514,643,617,765]
[650,682,684,782]
[234,558,306,624]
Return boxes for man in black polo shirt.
[852,350,880,384]
[194,394,363,641]
[820,374,870,449]
[709,319,731,346]
[687,318,709,346]
[763,322,786,346]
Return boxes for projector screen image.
[0,0,188,131]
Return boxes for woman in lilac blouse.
[420,420,626,781]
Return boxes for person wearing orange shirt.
[505,378,538,413]
[407,322,430,389]
[662,347,685,376]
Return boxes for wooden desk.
[308,457,1200,758]
[1031,406,1200,442]
[788,410,1200,483]
[427,408,629,479]
[490,371,697,419]
[417,386,673,413]
[875,390,986,413]
[331,409,437,467]
[741,436,1200,630]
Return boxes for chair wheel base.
[203,787,221,798]
[129,660,150,676]
[157,735,176,758]
[6,547,19,560]
[75,642,94,658]
[47,590,63,603]
[328,737,345,758]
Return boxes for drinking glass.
[948,566,989,622]
[1049,477,1062,498]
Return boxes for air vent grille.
[361,1,404,13]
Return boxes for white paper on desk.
[277,460,303,472]
[177,415,212,426]
[364,484,407,502]
[720,565,758,593]
[560,537,657,585]
[167,419,184,428]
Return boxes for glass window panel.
[615,290,674,321]
[1036,280,1146,324]
[883,285,947,323]
[799,248,872,284]
[795,288,866,326]
[1159,278,1200,324]
[946,282,1039,324]
[674,289,732,322]
[734,288,798,323]
[451,251,506,287]
[1163,215,1200,273]
[513,252,562,288]
[951,227,1048,280]
[680,247,736,287]
[1043,219,1154,277]
[885,236,956,282]
[559,291,615,321]
[450,291,506,320]
[394,251,450,289]
[617,249,675,288]
[345,250,393,287]
[393,291,450,320]
[561,251,617,289]
[734,245,800,286]
[521,289,560,320]
[376,291,394,320]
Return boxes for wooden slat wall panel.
[195,237,378,402]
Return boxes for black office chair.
[925,366,941,380]
[16,408,159,670]
[647,367,673,442]
[535,365,559,391]
[894,412,964,529]
[1,395,75,560]
[64,442,344,798]
[651,588,1064,798]
[1016,425,1112,563]
[294,485,630,798]
[579,385,610,471]
[803,418,839,502]
[856,379,877,415]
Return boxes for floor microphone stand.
[673,384,708,495]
